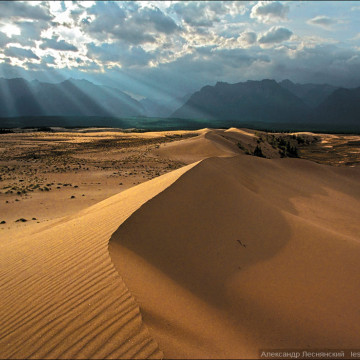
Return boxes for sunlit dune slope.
[0,162,199,359]
[153,128,241,163]
[154,127,283,164]
[109,155,360,359]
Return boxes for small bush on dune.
[253,145,265,158]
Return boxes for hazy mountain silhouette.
[314,86,360,125]
[1,77,359,131]
[0,77,145,118]
[172,79,310,122]
[140,93,191,118]
[279,79,338,108]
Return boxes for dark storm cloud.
[258,26,293,44]
[40,37,78,52]
[4,46,40,60]
[0,1,52,20]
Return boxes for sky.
[0,1,359,100]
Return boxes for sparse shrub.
[237,142,251,155]
[295,135,305,144]
[253,145,265,158]
[15,218,27,222]
[286,143,298,157]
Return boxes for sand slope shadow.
[109,155,360,359]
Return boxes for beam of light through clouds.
[0,1,359,99]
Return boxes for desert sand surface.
[0,129,197,240]
[1,128,359,359]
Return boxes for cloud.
[307,16,339,29]
[250,1,289,23]
[211,47,270,68]
[0,2,52,20]
[137,6,178,34]
[171,2,220,27]
[171,2,247,27]
[239,31,257,45]
[40,37,78,51]
[258,26,293,44]
[82,2,179,44]
[4,46,40,60]
[0,31,10,47]
[86,42,153,68]
[42,55,56,64]
[11,20,53,47]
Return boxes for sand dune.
[0,162,198,359]
[153,128,240,163]
[109,155,360,358]
[1,128,359,359]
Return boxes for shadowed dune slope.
[0,162,199,359]
[109,155,360,359]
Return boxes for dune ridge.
[109,154,360,359]
[0,161,199,359]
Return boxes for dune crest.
[0,162,199,359]
[153,129,240,164]
[109,155,360,359]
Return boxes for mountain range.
[0,77,144,118]
[0,77,359,130]
[172,79,360,129]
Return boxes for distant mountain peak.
[172,78,309,122]
[279,79,294,86]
